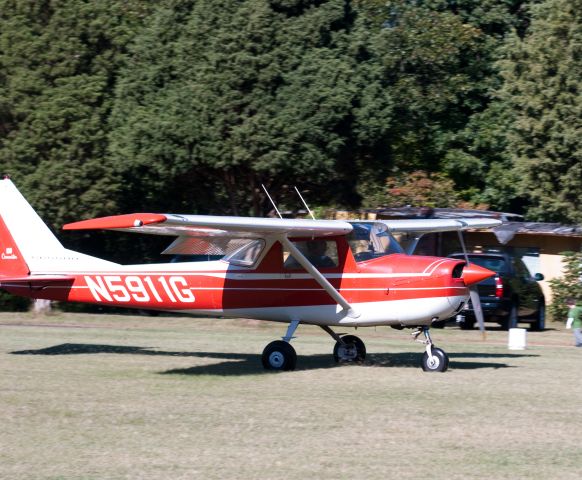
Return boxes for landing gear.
[333,335,366,363]
[320,326,366,363]
[413,326,449,373]
[421,347,449,372]
[262,340,297,371]
[262,319,299,371]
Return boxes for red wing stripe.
[63,214,167,231]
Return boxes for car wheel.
[503,304,518,330]
[531,300,545,331]
[459,317,475,330]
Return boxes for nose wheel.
[421,347,449,372]
[413,327,449,372]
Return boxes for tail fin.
[0,213,30,277]
[0,177,116,274]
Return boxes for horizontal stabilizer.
[0,274,75,287]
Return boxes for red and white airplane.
[0,177,499,372]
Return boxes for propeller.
[457,230,488,339]
[470,287,485,336]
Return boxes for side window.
[283,240,339,270]
[513,258,530,279]
[226,239,265,266]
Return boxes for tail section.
[0,177,116,275]
[0,213,29,277]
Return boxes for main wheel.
[531,301,545,331]
[262,341,297,371]
[333,335,366,363]
[421,347,449,372]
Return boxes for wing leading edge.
[64,214,354,238]
[381,218,502,233]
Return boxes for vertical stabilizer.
[0,178,117,273]
[0,214,29,277]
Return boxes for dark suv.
[448,252,545,331]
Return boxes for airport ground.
[1,312,581,480]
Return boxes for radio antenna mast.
[261,184,282,219]
[294,186,316,220]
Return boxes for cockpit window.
[224,239,265,266]
[348,222,404,262]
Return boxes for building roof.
[368,207,582,240]
[505,222,582,237]
[368,206,523,222]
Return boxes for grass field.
[1,311,581,480]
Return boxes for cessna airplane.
[0,177,499,372]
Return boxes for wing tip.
[63,214,167,231]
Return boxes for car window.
[467,256,507,274]
[513,258,531,278]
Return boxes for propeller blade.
[469,287,486,339]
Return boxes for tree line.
[1,0,580,238]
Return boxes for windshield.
[348,222,404,262]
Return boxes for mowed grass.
[1,312,582,480]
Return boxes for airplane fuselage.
[3,237,468,327]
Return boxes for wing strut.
[279,236,359,319]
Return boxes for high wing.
[64,214,500,237]
[64,214,353,238]
[381,218,502,233]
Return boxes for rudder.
[0,214,29,277]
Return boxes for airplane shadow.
[10,343,532,376]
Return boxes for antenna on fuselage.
[261,184,283,219]
[294,186,316,220]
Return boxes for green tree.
[362,170,466,208]
[498,0,582,223]
[110,0,370,216]
[0,0,155,228]
[354,0,509,204]
[549,252,582,322]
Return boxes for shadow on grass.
[11,343,531,375]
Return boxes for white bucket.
[508,328,527,350]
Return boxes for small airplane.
[0,177,499,372]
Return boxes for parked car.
[448,252,546,331]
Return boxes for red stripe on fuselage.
[21,268,467,310]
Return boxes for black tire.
[502,304,519,331]
[421,347,449,372]
[333,335,366,363]
[531,300,546,331]
[459,317,475,330]
[261,341,297,371]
